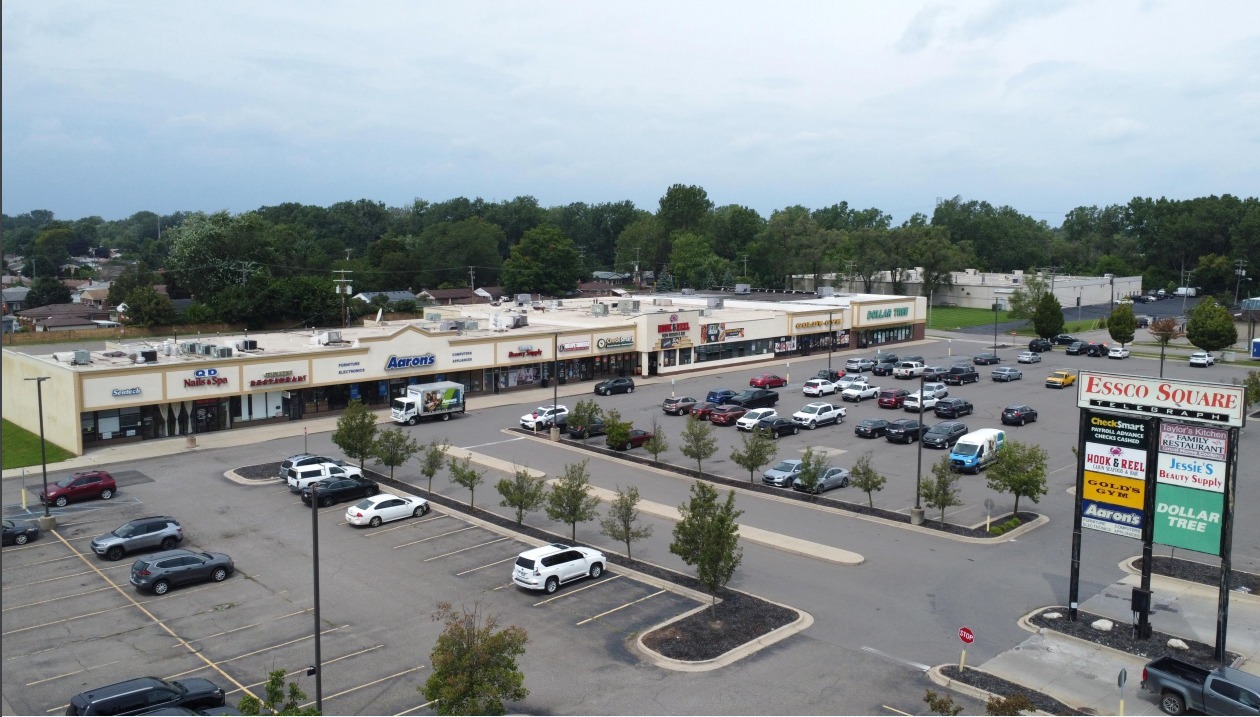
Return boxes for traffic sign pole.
[957,626,974,672]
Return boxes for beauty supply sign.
[1077,372,1246,427]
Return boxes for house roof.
[418,287,503,303]
[78,288,110,301]
[353,290,418,303]
[39,315,102,328]
[16,303,114,320]
[2,287,31,301]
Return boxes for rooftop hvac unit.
[699,308,713,317]
[180,341,200,355]
[619,300,640,314]
[734,283,751,295]
[1104,273,1115,279]
[54,351,76,363]
[129,353,140,363]
[511,314,529,328]
[591,303,609,316]
[817,287,834,297]
[236,339,259,351]
[459,320,479,330]
[73,349,91,365]
[141,349,158,363]
[707,297,724,308]
[653,298,672,306]
[426,313,443,322]
[316,330,343,346]
[213,346,233,359]
[546,300,561,309]
[439,321,458,331]
[515,293,532,306]
[681,288,696,295]
[199,344,217,355]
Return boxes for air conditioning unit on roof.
[591,303,609,316]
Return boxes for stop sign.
[959,626,974,644]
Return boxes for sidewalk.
[978,572,1260,715]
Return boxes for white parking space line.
[455,556,516,576]
[7,564,128,586]
[25,660,119,687]
[460,436,525,450]
[2,584,217,636]
[4,584,115,611]
[395,701,436,715]
[392,525,476,549]
[361,514,448,536]
[300,666,426,708]
[179,609,312,645]
[164,626,349,678]
[226,645,386,697]
[860,645,931,671]
[575,589,667,626]
[422,538,509,562]
[532,575,622,606]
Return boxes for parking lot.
[1,467,704,716]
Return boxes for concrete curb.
[1014,605,1173,664]
[1118,556,1260,606]
[926,664,1004,705]
[630,597,814,672]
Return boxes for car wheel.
[841,477,849,488]
[369,516,382,527]
[15,534,29,545]
[589,563,603,579]
[212,567,228,582]
[1019,418,1026,426]
[442,413,451,421]
[627,386,634,393]
[545,577,559,594]
[413,506,425,517]
[809,421,817,429]
[792,426,800,435]
[408,416,418,426]
[623,442,632,450]
[320,496,334,507]
[105,545,125,560]
[160,537,177,551]
[153,580,170,595]
[99,488,114,500]
[1160,692,1186,716]
[54,495,68,507]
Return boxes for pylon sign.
[1153,423,1230,555]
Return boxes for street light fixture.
[310,483,324,714]
[992,300,1002,355]
[826,310,834,375]
[550,332,560,441]
[25,377,51,520]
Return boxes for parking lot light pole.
[992,301,1001,354]
[310,484,324,714]
[550,333,560,442]
[25,377,53,525]
[827,310,834,374]
[911,371,925,525]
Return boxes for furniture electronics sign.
[1079,411,1151,540]
[1076,371,1246,427]
[1153,423,1229,555]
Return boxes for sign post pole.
[1118,668,1127,717]
[957,626,973,671]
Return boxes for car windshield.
[113,524,138,538]
[771,461,797,472]
[354,498,374,509]
[954,444,979,456]
[927,426,948,434]
[55,477,76,488]
[391,398,408,412]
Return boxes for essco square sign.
[1077,372,1246,427]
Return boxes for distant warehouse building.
[2,291,925,456]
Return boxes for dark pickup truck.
[726,388,779,409]
[940,366,979,385]
[1141,655,1260,715]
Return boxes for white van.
[949,428,1006,474]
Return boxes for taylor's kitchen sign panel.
[1077,372,1246,427]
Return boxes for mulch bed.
[1027,609,1237,668]
[938,665,1083,716]
[510,428,1039,538]
[238,461,800,662]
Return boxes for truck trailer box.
[391,381,466,425]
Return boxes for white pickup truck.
[841,383,881,402]
[791,402,846,429]
[835,375,872,392]
[892,361,926,379]
[287,462,364,493]
[520,405,569,430]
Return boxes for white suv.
[512,543,606,593]
[736,408,777,431]
[520,405,568,430]
[1189,352,1215,367]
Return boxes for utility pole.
[740,255,749,278]
[468,265,475,291]
[1181,267,1194,316]
[333,270,353,328]
[1234,259,1248,307]
[846,261,856,293]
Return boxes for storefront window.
[678,348,692,365]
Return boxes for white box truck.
[949,428,1005,474]
[391,381,465,425]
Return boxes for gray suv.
[92,516,184,561]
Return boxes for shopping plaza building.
[2,292,926,456]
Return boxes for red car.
[749,374,788,389]
[689,402,719,420]
[40,470,117,507]
[876,389,910,409]
[613,429,654,451]
[708,405,748,426]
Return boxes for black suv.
[1085,342,1108,357]
[726,389,779,409]
[884,419,925,443]
[91,516,183,561]
[1028,338,1053,352]
[1052,334,1079,345]
[934,398,974,418]
[67,676,226,715]
[922,421,968,448]
[941,366,979,385]
[1065,341,1086,356]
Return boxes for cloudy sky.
[3,1,1258,226]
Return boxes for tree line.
[6,189,1258,329]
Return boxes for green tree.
[567,399,603,442]
[1241,370,1260,410]
[923,689,964,717]
[545,460,601,542]
[985,440,1049,517]
[599,486,653,560]
[332,399,378,469]
[656,183,714,235]
[667,232,727,289]
[1148,316,1186,378]
[1185,297,1238,353]
[416,439,450,493]
[729,429,777,484]
[422,601,528,716]
[602,408,631,450]
[122,286,177,327]
[1031,292,1065,339]
[500,226,583,297]
[372,427,419,481]
[848,451,887,508]
[670,482,743,608]
[678,415,718,475]
[985,692,1036,716]
[1005,273,1050,321]
[793,447,826,493]
[448,456,485,510]
[1108,302,1137,346]
[640,418,669,462]
[496,467,549,525]
[237,669,319,716]
[920,456,963,525]
[654,269,675,293]
[24,276,71,307]
[108,262,160,307]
